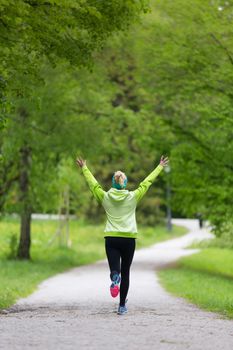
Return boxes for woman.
[76,155,169,315]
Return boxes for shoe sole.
[117,310,128,315]
[110,284,119,298]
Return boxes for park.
[0,0,233,349]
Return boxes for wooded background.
[0,0,232,259]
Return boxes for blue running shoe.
[117,305,128,315]
[110,273,121,298]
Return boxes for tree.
[135,0,233,231]
[3,0,233,261]
[91,0,233,231]
[0,0,149,258]
[0,0,149,127]
[0,64,115,259]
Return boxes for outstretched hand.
[76,157,86,168]
[160,155,169,167]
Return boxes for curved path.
[0,219,233,350]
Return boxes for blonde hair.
[113,170,127,187]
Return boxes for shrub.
[7,233,18,259]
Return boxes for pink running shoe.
[110,274,121,298]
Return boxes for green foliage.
[159,248,233,318]
[137,196,165,225]
[192,221,233,249]
[131,0,233,232]
[213,220,233,247]
[1,57,167,225]
[1,0,232,244]
[0,0,149,70]
[7,232,18,259]
[0,0,149,127]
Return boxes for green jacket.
[81,164,163,238]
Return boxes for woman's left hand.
[76,157,86,168]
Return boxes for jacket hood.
[107,188,130,202]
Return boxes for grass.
[158,248,233,319]
[0,217,187,310]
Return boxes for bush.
[212,221,233,249]
[7,232,18,259]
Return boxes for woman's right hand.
[76,157,86,168]
[160,155,169,167]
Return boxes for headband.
[112,174,128,189]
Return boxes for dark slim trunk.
[17,106,32,260]
[17,208,31,259]
[17,145,31,259]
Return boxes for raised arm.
[133,155,169,203]
[76,157,105,204]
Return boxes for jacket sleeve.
[81,165,105,204]
[133,164,163,203]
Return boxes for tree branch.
[210,33,233,66]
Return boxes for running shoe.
[117,304,128,315]
[110,273,121,298]
[117,299,128,315]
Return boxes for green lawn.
[158,248,233,319]
[0,217,187,309]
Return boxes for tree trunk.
[17,145,31,259]
[17,108,32,259]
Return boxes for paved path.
[0,219,233,350]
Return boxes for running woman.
[76,155,169,315]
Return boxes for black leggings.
[105,236,136,306]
